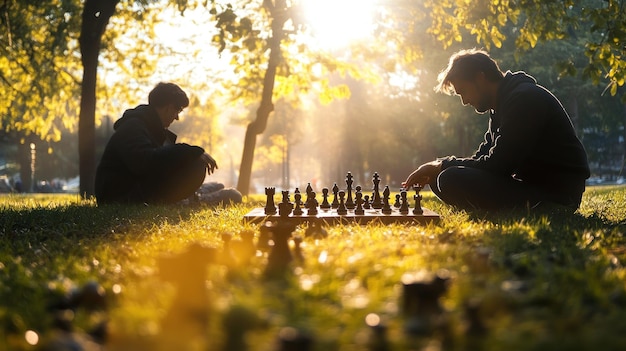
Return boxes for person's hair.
[435,48,504,95]
[148,82,189,109]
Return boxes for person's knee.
[437,166,466,193]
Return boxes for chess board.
[243,206,440,225]
[244,171,440,226]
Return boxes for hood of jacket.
[113,104,177,144]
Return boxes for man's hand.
[201,152,218,174]
[402,160,442,189]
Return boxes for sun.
[299,0,378,50]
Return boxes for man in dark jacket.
[403,49,590,212]
[95,82,241,205]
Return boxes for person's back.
[95,82,242,205]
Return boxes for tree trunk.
[78,0,118,199]
[236,1,286,196]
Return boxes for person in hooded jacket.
[95,82,242,205]
[402,49,590,212]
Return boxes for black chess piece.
[293,192,304,215]
[279,190,293,217]
[336,190,348,215]
[366,314,389,351]
[394,194,401,208]
[399,190,410,214]
[345,172,355,209]
[219,232,237,267]
[232,229,256,265]
[265,221,296,278]
[257,222,272,252]
[320,187,331,209]
[371,173,383,209]
[292,235,305,266]
[401,270,451,336]
[363,194,371,209]
[412,185,423,215]
[277,327,313,351]
[354,187,365,215]
[264,187,277,215]
[304,221,328,239]
[381,186,392,214]
[222,305,266,351]
[331,183,339,209]
[306,191,318,216]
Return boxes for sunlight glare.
[300,0,377,50]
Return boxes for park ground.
[1,185,626,350]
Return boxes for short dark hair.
[435,49,504,95]
[148,82,189,109]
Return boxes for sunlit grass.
[1,186,625,350]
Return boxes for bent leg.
[147,157,207,204]
[433,166,543,211]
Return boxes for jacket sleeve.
[440,89,546,175]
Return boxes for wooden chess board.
[243,206,440,225]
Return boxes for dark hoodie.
[440,71,590,201]
[95,105,205,204]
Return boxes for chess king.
[403,49,590,213]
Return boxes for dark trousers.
[129,157,206,204]
[429,166,582,212]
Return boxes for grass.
[1,186,625,350]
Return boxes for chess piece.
[381,186,392,214]
[345,172,355,209]
[278,327,313,351]
[219,232,237,267]
[331,183,339,209]
[306,191,318,216]
[278,190,293,217]
[371,173,383,209]
[264,187,277,215]
[257,222,272,252]
[399,190,410,214]
[401,270,451,336]
[394,194,401,208]
[320,187,331,209]
[265,221,296,278]
[412,185,423,215]
[232,229,256,265]
[354,187,365,215]
[336,190,348,215]
[304,221,328,238]
[365,314,389,351]
[158,243,217,342]
[293,192,304,216]
[222,305,266,351]
[363,194,371,209]
[292,235,305,266]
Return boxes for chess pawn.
[336,190,348,215]
[354,189,365,215]
[394,194,401,208]
[293,192,304,215]
[363,195,371,209]
[320,188,331,209]
[399,190,410,214]
[412,185,423,215]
